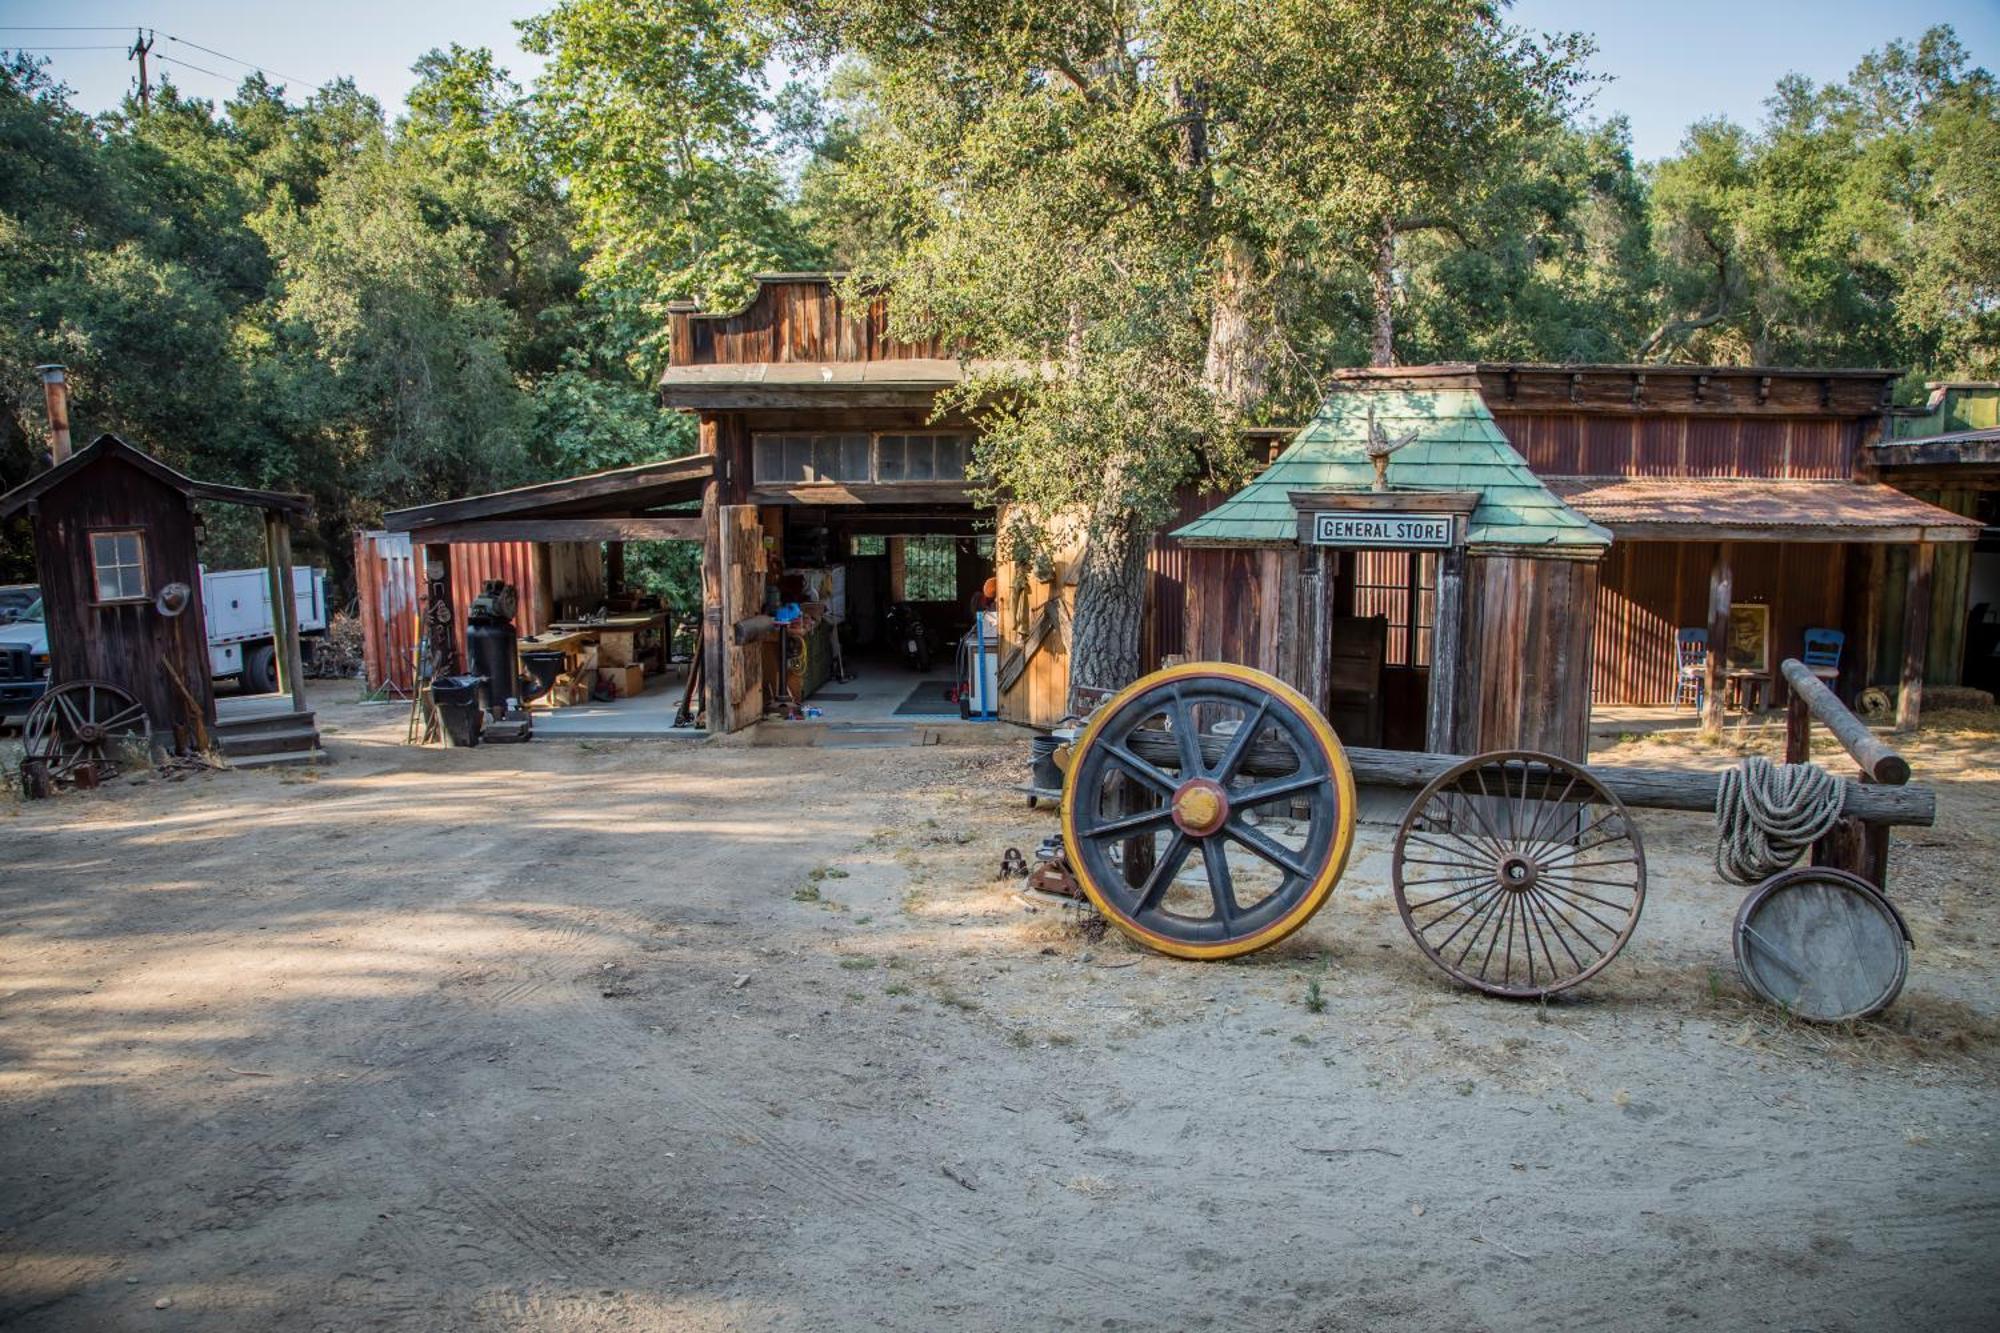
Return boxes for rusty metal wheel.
[23,679,153,781]
[1059,662,1357,960]
[1393,750,1645,998]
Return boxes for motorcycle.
[884,601,932,672]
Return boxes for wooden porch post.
[1427,545,1466,754]
[1701,541,1733,739]
[1896,541,1934,732]
[1298,547,1332,720]
[263,509,308,712]
[699,417,726,732]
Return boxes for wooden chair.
[1675,628,1708,710]
[1802,627,1844,683]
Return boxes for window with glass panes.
[752,432,972,484]
[90,530,147,602]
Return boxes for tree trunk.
[1203,235,1269,407]
[1066,509,1150,710]
[1371,218,1397,367]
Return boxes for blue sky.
[3,1,1996,162]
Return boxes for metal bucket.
[1030,734,1064,792]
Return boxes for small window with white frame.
[91,530,147,602]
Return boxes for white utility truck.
[202,566,329,691]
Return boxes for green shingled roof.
[1175,382,1610,549]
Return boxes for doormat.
[893,679,961,715]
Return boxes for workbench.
[549,613,668,676]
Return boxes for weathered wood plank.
[409,517,705,544]
[1121,731,1935,825]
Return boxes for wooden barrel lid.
[1733,868,1910,1023]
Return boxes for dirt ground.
[2,685,1997,1331]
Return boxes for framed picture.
[1726,603,1769,672]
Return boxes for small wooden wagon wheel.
[1394,750,1645,998]
[1733,868,1909,1022]
[1060,662,1357,960]
[23,679,153,781]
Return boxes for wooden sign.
[1307,511,1454,549]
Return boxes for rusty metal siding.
[1590,538,1848,705]
[355,533,550,693]
[448,542,547,644]
[354,530,418,694]
[1143,483,1232,671]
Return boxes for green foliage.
[521,0,825,374]
[1643,26,1999,375]
[0,41,692,591]
[1,13,1996,604]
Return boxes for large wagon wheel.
[1060,662,1357,960]
[23,680,153,781]
[1393,750,1645,998]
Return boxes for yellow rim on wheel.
[1059,662,1357,960]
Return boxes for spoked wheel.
[23,679,153,780]
[1393,750,1645,998]
[1060,662,1357,960]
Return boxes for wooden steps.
[213,699,324,768]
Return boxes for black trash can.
[432,674,488,747]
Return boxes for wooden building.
[1155,364,1980,747]
[383,274,1001,733]
[1869,381,2000,695]
[0,433,322,764]
[661,275,1003,732]
[1171,366,1611,760]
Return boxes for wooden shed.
[1173,366,1611,760]
[0,433,321,764]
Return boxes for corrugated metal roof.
[1173,385,1609,549]
[1546,477,1985,540]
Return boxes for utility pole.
[129,28,153,113]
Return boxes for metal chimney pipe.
[35,365,71,463]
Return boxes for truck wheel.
[244,644,278,694]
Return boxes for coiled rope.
[1713,756,1848,885]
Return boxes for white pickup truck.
[0,566,327,712]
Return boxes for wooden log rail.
[1781,658,1909,784]
[1777,656,1913,886]
[1123,731,1935,827]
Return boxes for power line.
[161,33,307,88]
[153,53,236,85]
[3,24,315,90]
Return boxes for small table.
[1723,668,1771,713]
